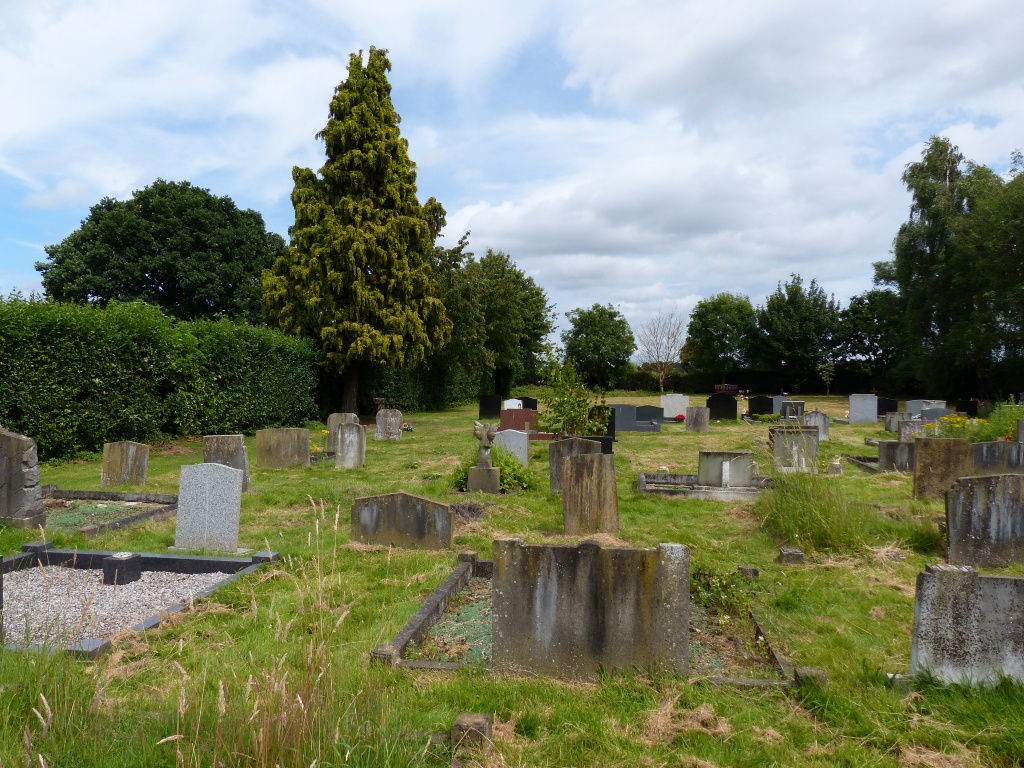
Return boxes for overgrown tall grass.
[755,472,942,553]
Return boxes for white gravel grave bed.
[2,565,230,647]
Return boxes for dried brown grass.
[901,743,985,768]
[641,699,733,745]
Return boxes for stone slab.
[174,463,244,552]
[202,434,251,491]
[947,474,1024,566]
[706,393,737,420]
[325,413,359,453]
[494,429,528,467]
[375,409,403,441]
[899,420,925,443]
[478,395,501,420]
[0,429,44,528]
[800,410,829,442]
[101,441,149,487]
[913,438,974,499]
[885,412,913,432]
[780,401,805,419]
[686,406,710,433]
[468,466,501,494]
[660,394,689,420]
[877,397,899,417]
[334,423,366,469]
[549,437,603,493]
[973,441,1024,474]
[770,426,819,472]
[747,396,773,416]
[562,453,618,534]
[848,394,878,424]
[878,440,916,472]
[697,451,755,488]
[502,399,523,410]
[255,428,310,468]
[498,409,539,433]
[351,492,452,549]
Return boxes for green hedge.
[0,298,318,459]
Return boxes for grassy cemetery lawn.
[2,395,1023,766]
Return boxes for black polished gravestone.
[956,399,979,417]
[877,397,898,417]
[520,396,539,410]
[635,405,664,425]
[479,395,501,420]
[748,396,773,416]
[706,393,738,420]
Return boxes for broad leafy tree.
[681,293,756,382]
[562,303,635,389]
[37,179,286,322]
[263,48,450,411]
[635,308,686,391]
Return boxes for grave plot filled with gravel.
[2,565,229,647]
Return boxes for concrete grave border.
[2,541,278,658]
[41,486,178,535]
[637,472,770,501]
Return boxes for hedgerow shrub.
[450,447,536,493]
[0,297,318,458]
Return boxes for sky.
[2,0,1023,338]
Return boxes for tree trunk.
[341,368,359,414]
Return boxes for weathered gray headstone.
[660,394,689,420]
[325,413,359,453]
[492,538,689,678]
[685,406,710,433]
[973,442,1024,474]
[770,426,819,472]
[334,423,366,469]
[549,437,602,492]
[1018,419,1024,443]
[947,474,1024,566]
[848,394,878,425]
[0,429,44,528]
[921,407,955,422]
[174,463,244,552]
[772,396,786,415]
[101,441,150,487]
[911,564,1024,685]
[780,401,805,419]
[913,437,973,499]
[907,399,946,417]
[697,451,755,487]
[801,410,829,441]
[899,420,925,443]
[351,491,452,549]
[494,429,528,468]
[878,440,916,472]
[202,434,250,491]
[255,428,310,468]
[885,412,913,432]
[562,453,618,534]
[375,409,403,441]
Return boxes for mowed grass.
[1,395,1021,766]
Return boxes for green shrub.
[936,399,1024,442]
[450,446,535,493]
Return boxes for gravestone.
[492,538,689,678]
[1019,419,1024,442]
[907,399,946,416]
[334,423,366,469]
[956,400,979,418]
[780,401,805,419]
[772,396,786,415]
[697,451,755,487]
[375,409,403,441]
[174,463,244,552]
[255,428,310,468]
[478,395,501,420]
[913,437,974,499]
[848,394,878,425]
[351,492,453,550]
[499,408,539,433]
[203,434,251,491]
[549,437,603,493]
[562,454,618,534]
[921,407,955,422]
[877,397,899,417]
[611,404,660,432]
[878,441,916,472]
[660,394,689,420]
[101,441,150,486]
[748,396,773,416]
[520,397,539,410]
[885,412,913,432]
[706,393,737,420]
[325,413,359,453]
[502,399,523,410]
[801,410,829,442]
[946,474,1024,566]
[635,406,663,432]
[494,429,528,468]
[911,564,1024,685]
[468,422,500,493]
[899,420,925,443]
[0,429,44,528]
[686,406,710,433]
[973,442,1024,474]
[770,426,819,472]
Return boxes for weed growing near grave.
[449,446,537,493]
[937,398,1024,441]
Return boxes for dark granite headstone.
[609,404,637,431]
[956,399,979,418]
[748,396,773,416]
[779,401,805,418]
[877,397,898,417]
[921,407,955,422]
[519,397,539,410]
[706,393,738,420]
[479,395,501,420]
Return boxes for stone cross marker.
[334,423,366,469]
[375,409,403,441]
[0,429,44,528]
[174,463,244,552]
[202,434,250,491]
[101,441,150,487]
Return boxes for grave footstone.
[686,406,710,433]
[478,395,501,420]
[255,428,310,468]
[549,437,602,492]
[0,429,44,528]
[770,426,819,472]
[202,434,251,491]
[801,410,829,441]
[848,394,878,424]
[660,394,689,420]
[101,441,150,487]
[562,453,618,534]
[375,409,403,441]
[494,429,529,468]
[351,492,452,549]
[877,397,899,417]
[947,474,1024,566]
[706,393,737,420]
[697,451,755,487]
[174,463,244,552]
[334,423,366,469]
[748,396,773,416]
[780,401,805,419]
[913,437,974,499]
[325,413,359,453]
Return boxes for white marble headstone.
[493,429,529,467]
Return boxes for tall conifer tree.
[263,47,450,411]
